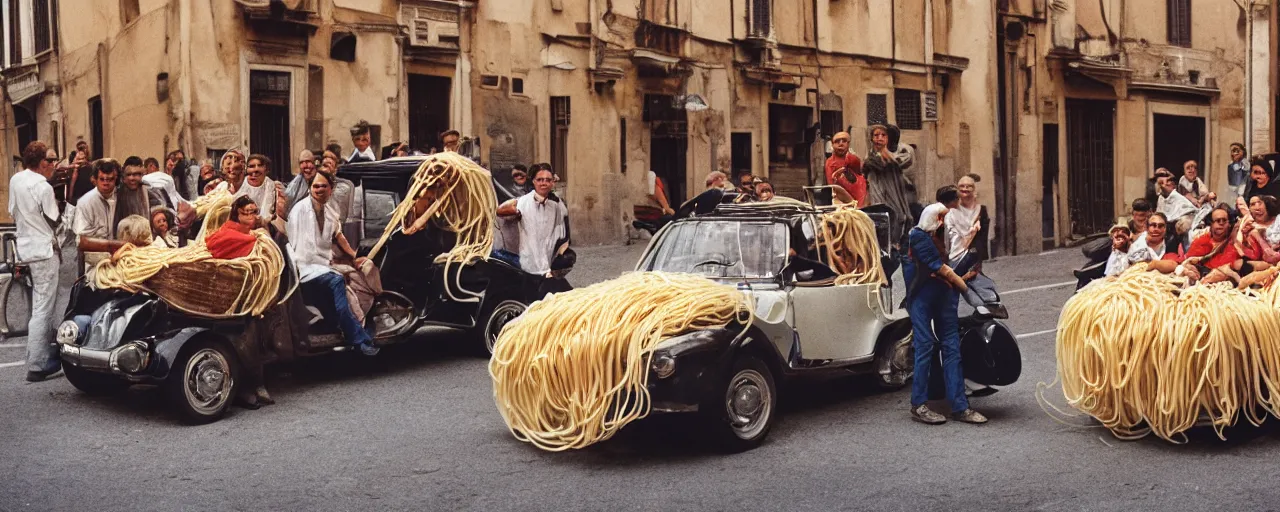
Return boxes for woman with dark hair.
[149,206,179,248]
[205,195,261,260]
[1237,194,1280,271]
[1238,157,1280,209]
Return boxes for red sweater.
[205,221,257,259]
[1184,233,1239,268]
[824,153,866,205]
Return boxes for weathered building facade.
[998,0,1260,251]
[10,0,1255,253]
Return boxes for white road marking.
[0,342,24,348]
[0,361,24,369]
[1003,281,1075,295]
[1017,328,1057,340]
[1039,249,1066,257]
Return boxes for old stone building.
[997,0,1264,251]
[7,0,1263,253]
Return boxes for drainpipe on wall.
[1246,0,1253,153]
[179,0,193,156]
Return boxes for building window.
[9,0,22,64]
[551,96,570,181]
[33,0,52,55]
[820,110,843,141]
[768,104,811,166]
[866,94,888,126]
[894,89,922,130]
[88,96,104,160]
[120,0,140,25]
[1167,0,1190,47]
[749,0,772,39]
[511,77,524,95]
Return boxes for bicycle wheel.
[0,274,31,337]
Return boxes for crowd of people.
[10,121,572,406]
[1096,148,1280,289]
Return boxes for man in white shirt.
[346,121,377,163]
[243,154,287,228]
[9,141,65,381]
[1155,169,1197,248]
[1104,224,1133,276]
[497,165,570,278]
[1127,213,1170,265]
[71,159,128,269]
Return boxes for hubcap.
[485,301,526,354]
[725,369,772,439]
[184,348,232,415]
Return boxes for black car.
[55,156,553,423]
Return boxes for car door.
[789,282,885,362]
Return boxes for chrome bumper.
[59,344,113,371]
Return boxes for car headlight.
[109,342,149,374]
[56,320,80,345]
[651,353,676,379]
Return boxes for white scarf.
[287,198,340,282]
[142,172,187,208]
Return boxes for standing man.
[285,149,319,212]
[1227,143,1249,201]
[497,165,572,293]
[72,159,128,269]
[10,141,65,382]
[824,131,866,206]
[347,121,377,163]
[441,130,461,153]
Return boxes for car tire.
[64,364,130,396]
[872,330,913,391]
[472,299,526,357]
[700,355,777,452]
[165,338,238,425]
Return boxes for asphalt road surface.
[3,243,1279,511]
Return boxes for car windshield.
[641,220,788,279]
[363,189,400,238]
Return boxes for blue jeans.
[301,272,372,347]
[908,284,969,412]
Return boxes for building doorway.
[645,94,688,205]
[249,70,291,181]
[731,132,752,183]
[13,104,34,154]
[408,74,451,153]
[1042,123,1059,249]
[1152,113,1206,185]
[1065,99,1116,237]
[767,103,812,199]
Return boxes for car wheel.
[473,300,526,357]
[64,364,130,396]
[873,330,914,391]
[165,338,238,424]
[701,355,777,452]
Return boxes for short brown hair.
[247,153,271,171]
[21,140,48,170]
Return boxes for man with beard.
[114,157,166,234]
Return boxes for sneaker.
[25,368,62,383]
[358,343,380,356]
[255,386,275,405]
[911,404,947,425]
[952,409,989,424]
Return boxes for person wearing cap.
[1104,224,1133,277]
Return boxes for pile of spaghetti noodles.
[91,192,284,318]
[817,206,886,286]
[489,272,753,451]
[1050,264,1280,441]
[368,152,497,302]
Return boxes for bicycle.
[0,232,32,339]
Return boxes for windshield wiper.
[693,259,737,268]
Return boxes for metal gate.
[1065,99,1115,237]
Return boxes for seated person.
[1103,225,1133,277]
[286,170,379,356]
[497,165,570,279]
[1127,198,1152,239]
[109,215,157,263]
[206,196,261,259]
[1149,205,1242,284]
[150,206,179,248]
[1237,194,1280,272]
[1126,212,1175,265]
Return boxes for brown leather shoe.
[911,404,947,425]
[952,409,988,424]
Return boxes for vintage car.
[636,190,1021,451]
[54,156,553,423]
